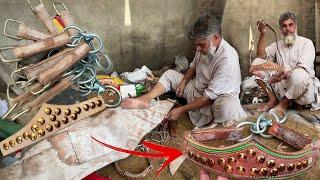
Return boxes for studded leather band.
[0,95,107,156]
[268,123,312,150]
[183,128,319,179]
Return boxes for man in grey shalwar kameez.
[121,14,247,128]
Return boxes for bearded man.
[121,14,247,129]
[251,11,320,113]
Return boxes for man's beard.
[207,42,217,59]
[283,33,297,47]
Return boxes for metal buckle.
[3,19,23,40]
[25,81,50,95]
[0,46,23,63]
[27,0,44,13]
[11,66,28,87]
[53,2,68,15]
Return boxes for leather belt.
[183,125,319,179]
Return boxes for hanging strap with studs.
[0,88,120,156]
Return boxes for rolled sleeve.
[265,42,277,60]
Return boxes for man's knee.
[161,69,179,78]
[213,95,246,123]
[287,68,309,87]
[251,58,267,65]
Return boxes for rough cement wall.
[222,0,314,77]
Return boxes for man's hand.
[257,20,267,35]
[176,80,187,97]
[165,107,186,121]
[269,71,288,84]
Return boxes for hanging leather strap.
[23,48,73,80]
[34,3,58,35]
[37,43,90,85]
[17,23,51,41]
[12,32,70,59]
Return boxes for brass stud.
[207,159,215,167]
[96,100,102,107]
[218,158,226,166]
[37,129,45,137]
[287,163,295,171]
[187,150,194,158]
[31,124,39,132]
[83,104,89,111]
[249,168,259,176]
[238,153,247,161]
[29,133,37,141]
[70,113,77,120]
[267,160,276,168]
[37,117,45,125]
[256,155,265,164]
[23,132,30,139]
[49,115,56,121]
[44,107,52,115]
[64,109,71,116]
[277,164,286,171]
[16,136,23,144]
[296,162,302,169]
[9,140,15,147]
[54,108,61,115]
[90,102,96,108]
[302,160,308,168]
[194,154,200,161]
[237,166,245,174]
[74,107,81,114]
[3,143,9,150]
[224,165,233,173]
[260,168,268,176]
[199,156,206,164]
[54,121,61,128]
[269,168,278,176]
[247,148,256,157]
[228,157,236,164]
[46,124,53,132]
[61,117,69,124]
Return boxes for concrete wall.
[0,0,318,91]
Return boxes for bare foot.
[121,97,150,109]
[256,100,278,112]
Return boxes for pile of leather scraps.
[240,76,268,105]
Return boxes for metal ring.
[76,66,96,84]
[235,121,255,142]
[96,53,113,73]
[87,34,103,54]
[103,85,122,108]
[62,25,83,34]
[3,19,23,40]
[0,46,23,63]
[53,2,68,16]
[269,109,288,124]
